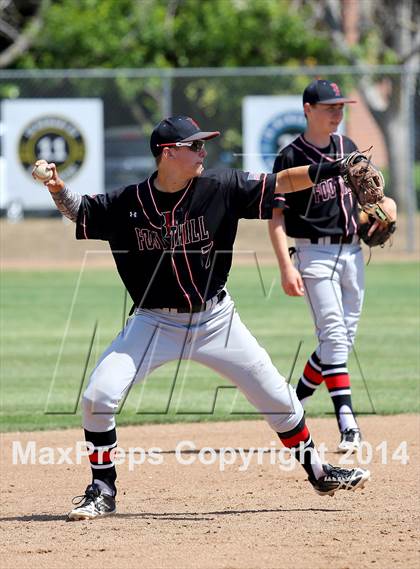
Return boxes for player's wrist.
[308,161,342,184]
[48,180,66,194]
[279,261,296,273]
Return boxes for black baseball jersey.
[76,169,276,308]
[272,134,359,238]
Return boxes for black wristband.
[308,161,343,183]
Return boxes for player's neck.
[303,127,332,149]
[154,171,192,193]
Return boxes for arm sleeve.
[226,169,277,219]
[75,192,118,240]
[49,187,82,222]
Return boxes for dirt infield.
[1,415,419,569]
[1,217,419,568]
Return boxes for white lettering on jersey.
[135,228,165,251]
[313,178,352,205]
[313,179,337,203]
[135,216,210,251]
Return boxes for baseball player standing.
[269,80,397,452]
[34,115,370,521]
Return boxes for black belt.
[176,290,226,313]
[309,235,355,244]
[138,290,227,314]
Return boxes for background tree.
[0,0,50,68]
[5,0,335,70]
[1,0,418,207]
[0,0,339,163]
[306,0,419,210]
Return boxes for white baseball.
[32,162,53,182]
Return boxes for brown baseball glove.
[340,150,386,212]
[358,214,396,247]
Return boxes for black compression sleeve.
[308,161,343,183]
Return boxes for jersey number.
[201,242,213,269]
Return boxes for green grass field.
[1,263,419,432]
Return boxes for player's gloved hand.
[339,150,387,216]
[361,195,397,226]
[281,265,305,296]
[358,198,397,247]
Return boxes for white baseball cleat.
[68,483,116,521]
[337,428,362,453]
[309,464,370,496]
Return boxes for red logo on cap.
[330,83,341,96]
[186,117,200,128]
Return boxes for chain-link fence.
[0,65,418,246]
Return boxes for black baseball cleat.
[67,483,116,521]
[337,428,362,453]
[309,464,370,496]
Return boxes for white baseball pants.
[82,292,303,434]
[295,243,365,364]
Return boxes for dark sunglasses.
[157,140,205,152]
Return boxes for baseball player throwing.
[269,80,397,452]
[34,115,370,520]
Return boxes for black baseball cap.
[303,80,356,105]
[150,115,220,157]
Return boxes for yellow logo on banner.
[19,116,86,181]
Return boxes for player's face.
[308,103,344,133]
[173,142,207,177]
